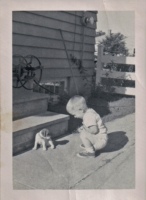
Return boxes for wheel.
[13,55,28,88]
[21,55,43,90]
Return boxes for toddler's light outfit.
[78,108,108,158]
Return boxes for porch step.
[13,89,49,120]
[13,111,70,155]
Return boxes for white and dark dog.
[32,128,55,151]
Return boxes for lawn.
[48,93,135,133]
[88,94,135,123]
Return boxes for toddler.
[66,95,108,158]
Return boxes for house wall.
[13,11,97,96]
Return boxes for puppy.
[32,128,55,151]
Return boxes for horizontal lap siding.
[26,59,95,69]
[13,23,95,44]
[13,35,95,52]
[29,11,97,29]
[13,11,97,95]
[13,12,96,37]
[13,46,94,60]
[62,11,97,16]
[41,68,94,79]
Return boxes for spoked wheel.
[13,55,28,88]
[23,55,43,90]
[13,55,43,90]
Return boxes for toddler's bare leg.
[80,130,95,153]
[93,134,108,151]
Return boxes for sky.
[96,11,135,54]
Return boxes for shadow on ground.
[54,139,69,147]
[54,131,129,157]
[101,131,128,154]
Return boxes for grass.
[100,97,135,123]
[48,93,135,132]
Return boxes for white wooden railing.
[96,45,135,96]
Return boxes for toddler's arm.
[72,126,84,134]
[77,125,84,132]
[83,124,99,135]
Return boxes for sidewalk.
[13,113,135,189]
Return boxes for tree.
[98,32,129,56]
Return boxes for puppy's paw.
[43,148,47,151]
[32,147,37,150]
[50,145,55,149]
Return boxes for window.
[33,78,67,104]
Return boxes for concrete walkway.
[13,113,135,189]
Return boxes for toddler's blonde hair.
[66,95,87,114]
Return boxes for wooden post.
[96,45,104,85]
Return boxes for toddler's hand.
[72,126,83,134]
[77,126,84,132]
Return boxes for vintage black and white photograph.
[12,10,136,190]
[1,0,146,199]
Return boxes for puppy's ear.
[45,129,50,137]
[40,128,50,138]
[41,129,47,137]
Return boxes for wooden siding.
[13,35,95,52]
[13,12,96,37]
[41,68,94,79]
[13,46,94,60]
[13,11,97,95]
[13,23,95,44]
[27,11,97,29]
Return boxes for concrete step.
[13,111,70,155]
[13,88,49,120]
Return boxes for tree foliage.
[98,32,129,56]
